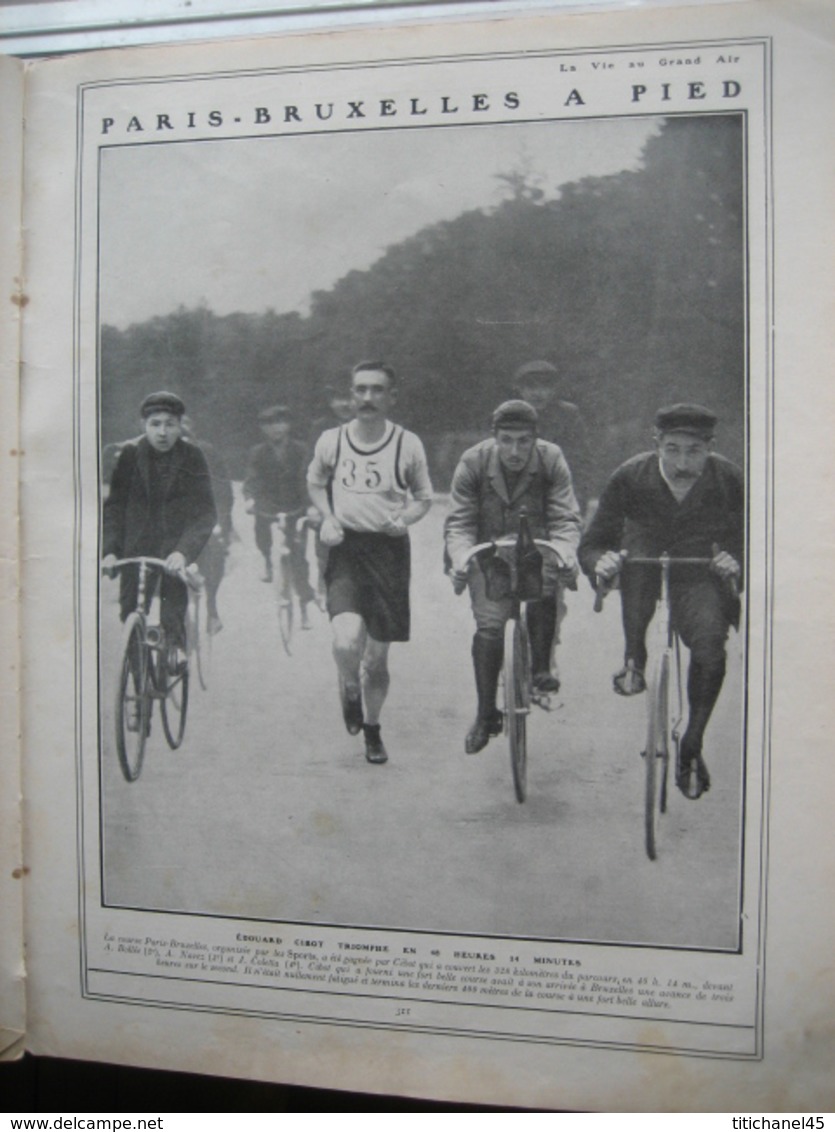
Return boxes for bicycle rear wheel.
[115,613,150,782]
[504,616,531,803]
[160,649,189,749]
[644,652,670,861]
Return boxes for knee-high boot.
[526,597,559,690]
[682,654,726,755]
[466,632,504,754]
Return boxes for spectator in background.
[307,383,355,450]
[511,360,594,513]
[244,404,316,624]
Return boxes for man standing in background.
[244,404,316,625]
[512,360,594,513]
[307,382,355,450]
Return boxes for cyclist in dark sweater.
[102,391,216,656]
[579,403,743,798]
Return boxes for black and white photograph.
[9,0,835,1109]
[96,108,748,951]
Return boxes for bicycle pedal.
[530,692,553,711]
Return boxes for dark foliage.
[101,115,744,490]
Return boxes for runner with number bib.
[307,361,433,765]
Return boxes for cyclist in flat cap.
[244,404,316,625]
[307,361,433,766]
[578,403,743,798]
[445,399,582,754]
[102,391,217,668]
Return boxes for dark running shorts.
[325,529,411,642]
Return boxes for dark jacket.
[444,438,582,570]
[578,451,744,579]
[532,400,594,505]
[243,439,309,514]
[102,437,216,564]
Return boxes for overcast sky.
[99,117,658,329]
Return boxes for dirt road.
[100,495,744,950]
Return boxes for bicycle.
[459,528,570,803]
[192,527,230,690]
[594,551,737,860]
[105,556,201,782]
[297,511,328,613]
[181,566,208,690]
[258,511,308,655]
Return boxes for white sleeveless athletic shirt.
[308,422,432,533]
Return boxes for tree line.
[101,114,745,492]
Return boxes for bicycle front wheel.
[188,593,207,691]
[115,613,150,782]
[504,615,531,803]
[274,554,294,655]
[644,652,670,861]
[160,651,189,749]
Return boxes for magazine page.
[0,53,26,1063]
[18,0,835,1108]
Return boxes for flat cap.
[258,404,292,423]
[654,403,717,439]
[140,391,185,418]
[513,360,560,384]
[492,399,539,431]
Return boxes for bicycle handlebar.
[460,536,569,572]
[103,556,203,591]
[593,550,739,611]
[621,556,713,565]
[253,509,315,536]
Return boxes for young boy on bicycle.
[102,391,216,668]
[578,403,743,798]
[444,400,582,754]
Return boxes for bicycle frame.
[598,553,714,858]
[105,556,200,778]
[460,534,569,802]
[260,512,297,654]
[628,554,713,731]
[109,555,200,643]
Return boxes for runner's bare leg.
[332,612,366,703]
[360,637,391,726]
